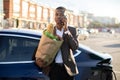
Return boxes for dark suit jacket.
[61,26,79,76]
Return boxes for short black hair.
[56,6,66,13]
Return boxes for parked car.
[0,28,114,80]
[88,28,99,34]
[107,29,115,34]
[77,28,89,40]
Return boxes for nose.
[56,17,62,21]
[57,16,62,19]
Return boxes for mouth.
[57,22,64,26]
[58,20,64,25]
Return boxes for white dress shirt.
[55,28,64,63]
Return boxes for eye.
[55,13,58,16]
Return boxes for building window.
[22,1,28,18]
[13,0,20,17]
[37,6,42,20]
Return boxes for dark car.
[0,28,114,80]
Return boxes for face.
[55,9,65,27]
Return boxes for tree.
[88,21,105,28]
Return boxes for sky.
[37,0,120,20]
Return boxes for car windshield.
[0,36,39,62]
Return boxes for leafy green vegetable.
[44,30,58,41]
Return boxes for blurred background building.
[0,0,119,30]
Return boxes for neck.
[56,25,63,31]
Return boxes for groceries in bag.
[35,23,63,67]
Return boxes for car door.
[0,36,44,78]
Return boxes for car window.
[0,36,39,62]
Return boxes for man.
[48,6,79,80]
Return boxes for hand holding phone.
[62,16,68,31]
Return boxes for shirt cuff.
[64,30,70,34]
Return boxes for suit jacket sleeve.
[63,26,78,51]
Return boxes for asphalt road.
[80,32,120,80]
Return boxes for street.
[80,32,120,80]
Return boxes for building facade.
[3,0,83,29]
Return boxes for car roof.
[0,28,42,40]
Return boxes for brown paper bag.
[35,33,63,67]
